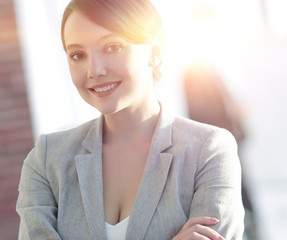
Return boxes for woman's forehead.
[64,11,114,46]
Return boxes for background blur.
[1,0,287,239]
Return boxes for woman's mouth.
[89,81,121,97]
[92,83,118,93]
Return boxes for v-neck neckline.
[105,216,130,227]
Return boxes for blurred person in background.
[184,63,259,240]
[16,0,244,239]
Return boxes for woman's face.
[64,11,155,115]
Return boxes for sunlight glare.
[154,0,261,69]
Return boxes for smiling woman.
[63,10,158,114]
[16,0,244,239]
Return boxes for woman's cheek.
[69,65,86,87]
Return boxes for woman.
[16,0,244,239]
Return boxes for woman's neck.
[102,100,160,146]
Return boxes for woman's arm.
[173,128,244,240]
[189,128,245,239]
[16,135,62,240]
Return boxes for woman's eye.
[70,52,85,61]
[105,44,122,53]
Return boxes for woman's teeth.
[94,83,117,93]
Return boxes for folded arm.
[16,135,62,240]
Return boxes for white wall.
[240,34,287,240]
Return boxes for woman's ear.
[149,36,163,68]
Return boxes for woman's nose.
[87,56,107,79]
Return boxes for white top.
[105,216,130,240]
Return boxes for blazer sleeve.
[189,128,245,240]
[16,135,62,240]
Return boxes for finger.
[173,231,210,240]
[185,224,223,240]
[180,216,219,233]
[176,224,224,240]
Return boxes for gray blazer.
[17,106,244,240]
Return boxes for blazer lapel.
[75,116,107,240]
[126,106,174,240]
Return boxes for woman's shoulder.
[27,117,103,169]
[172,115,237,148]
[172,115,218,136]
[33,117,102,158]
[45,118,99,142]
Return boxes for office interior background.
[1,0,287,239]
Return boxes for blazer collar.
[75,116,107,239]
[82,103,173,153]
[76,104,174,240]
[126,105,174,239]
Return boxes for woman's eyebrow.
[66,43,84,51]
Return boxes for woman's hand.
[172,217,225,240]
